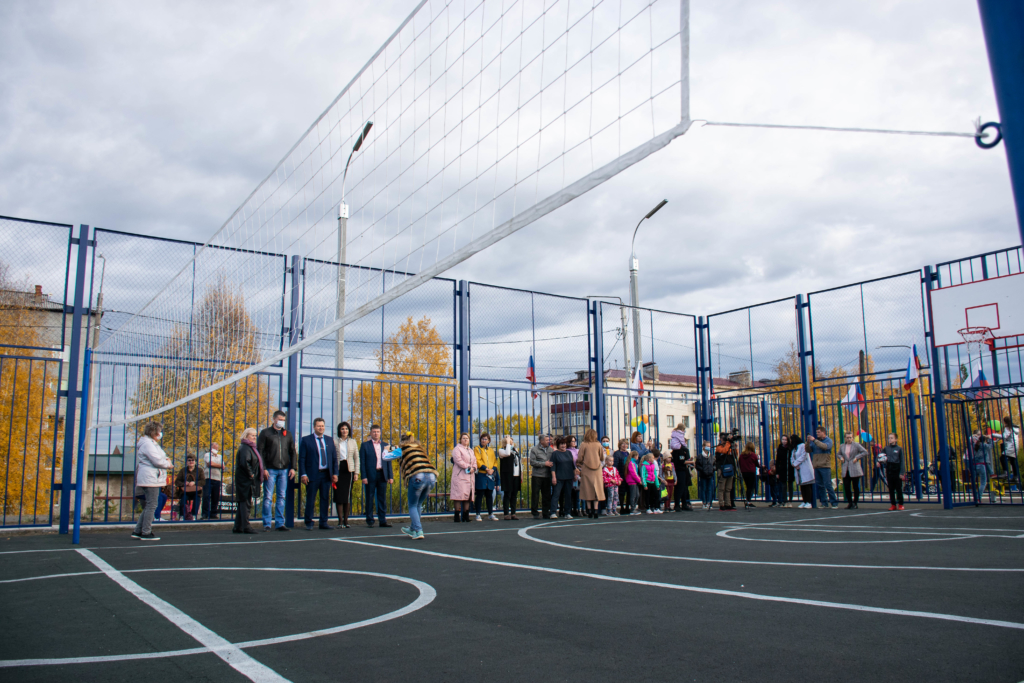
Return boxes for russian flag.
[903,344,921,391]
[841,382,866,415]
[631,364,645,407]
[526,355,538,398]
[962,367,991,399]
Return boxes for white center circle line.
[0,565,436,670]
[516,520,1024,571]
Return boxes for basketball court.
[2,505,1022,682]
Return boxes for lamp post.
[628,199,668,376]
[586,295,632,382]
[335,121,373,432]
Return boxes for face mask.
[211,449,218,455]
[275,420,285,429]
[156,432,162,441]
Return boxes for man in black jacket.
[881,433,905,511]
[258,410,297,530]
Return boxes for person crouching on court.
[396,431,438,540]
[234,428,264,534]
[175,454,205,521]
[450,432,476,522]
[132,421,173,541]
[549,436,577,519]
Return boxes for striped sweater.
[398,440,438,480]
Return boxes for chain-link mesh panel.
[300,259,455,378]
[707,297,798,394]
[468,283,589,385]
[92,230,289,366]
[598,302,696,379]
[0,216,73,526]
[808,271,927,381]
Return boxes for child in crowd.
[602,456,622,515]
[625,451,642,515]
[661,453,676,511]
[641,453,662,514]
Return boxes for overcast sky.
[0,0,1016,321]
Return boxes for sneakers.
[831,505,839,509]
[488,514,499,521]
[629,511,641,516]
[897,505,905,511]
[138,533,160,541]
[550,514,558,519]
[889,505,897,511]
[798,502,810,509]
[131,530,142,539]
[401,526,414,537]
[565,515,574,520]
[412,529,425,540]
[474,514,482,522]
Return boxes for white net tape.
[95,0,691,428]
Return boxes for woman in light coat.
[838,433,868,509]
[790,438,815,508]
[450,432,477,522]
[497,435,522,520]
[333,421,359,528]
[577,429,606,518]
[132,421,172,540]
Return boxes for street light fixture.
[335,120,373,432]
[628,199,668,375]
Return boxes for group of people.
[967,416,1019,504]
[131,414,938,541]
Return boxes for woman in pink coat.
[450,432,477,523]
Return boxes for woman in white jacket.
[132,422,173,540]
[790,437,816,509]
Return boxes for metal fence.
[1,214,1022,530]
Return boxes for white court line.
[0,566,436,669]
[332,537,1024,631]
[0,571,101,584]
[516,521,1024,571]
[912,512,1024,520]
[77,550,290,682]
[716,527,981,544]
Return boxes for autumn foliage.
[0,263,61,518]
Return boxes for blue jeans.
[698,476,715,506]
[262,469,289,527]
[974,464,992,503]
[154,491,168,520]
[407,472,437,531]
[815,467,837,507]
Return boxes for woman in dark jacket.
[774,436,791,507]
[233,428,263,534]
[497,435,522,520]
[738,442,760,509]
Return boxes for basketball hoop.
[958,326,995,360]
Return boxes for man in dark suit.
[299,417,338,529]
[359,423,393,528]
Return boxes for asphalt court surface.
[2,504,1023,682]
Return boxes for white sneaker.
[630,511,641,516]
[549,514,558,519]
[474,514,482,522]
[566,515,574,520]
[488,514,499,521]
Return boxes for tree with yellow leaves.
[131,277,277,481]
[347,316,456,473]
[0,262,60,519]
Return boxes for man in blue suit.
[359,423,393,528]
[299,417,338,530]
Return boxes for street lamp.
[335,120,373,432]
[586,295,633,382]
[628,199,668,375]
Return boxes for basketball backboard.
[930,272,1024,347]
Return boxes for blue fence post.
[977,0,1024,247]
[591,301,607,437]
[795,294,813,438]
[696,316,711,444]
[457,280,470,436]
[285,254,302,528]
[923,266,953,509]
[908,393,923,500]
[759,399,769,500]
[59,224,90,535]
[72,348,92,544]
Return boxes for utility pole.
[628,199,668,377]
